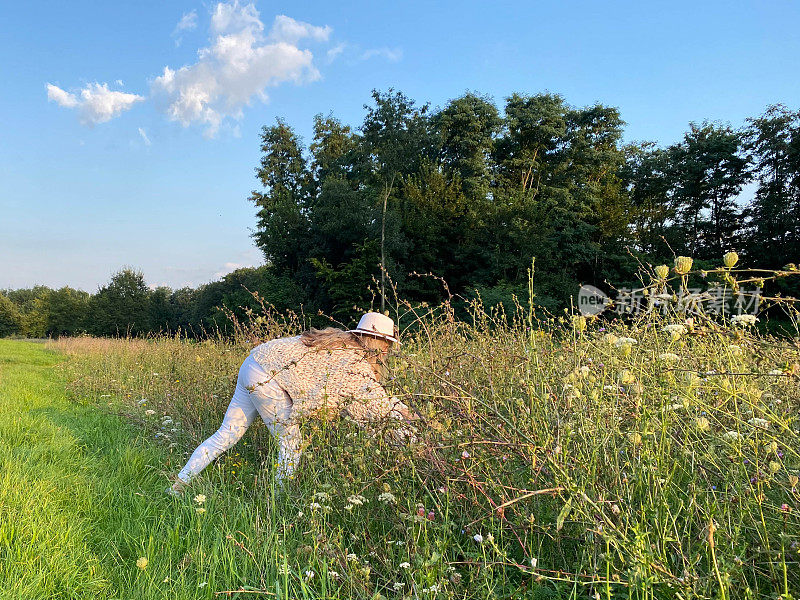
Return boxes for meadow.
[2,264,800,599]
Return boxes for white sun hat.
[347,312,400,345]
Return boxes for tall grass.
[49,264,800,599]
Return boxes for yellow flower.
[571,315,587,332]
[654,265,670,280]
[136,557,148,570]
[674,256,693,275]
[618,370,636,385]
[769,461,781,474]
[628,432,642,446]
[723,251,739,268]
[194,494,206,505]
[696,417,710,432]
[195,507,206,515]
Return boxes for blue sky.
[1,0,798,291]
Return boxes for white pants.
[177,354,301,483]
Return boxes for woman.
[169,312,416,495]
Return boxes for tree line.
[2,90,798,338]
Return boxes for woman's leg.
[175,364,259,484]
[239,359,301,481]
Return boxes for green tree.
[46,287,90,337]
[250,120,311,275]
[668,123,750,258]
[0,293,22,337]
[744,105,800,266]
[89,269,151,336]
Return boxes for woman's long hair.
[300,327,391,380]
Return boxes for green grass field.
[0,339,301,599]
[1,293,799,599]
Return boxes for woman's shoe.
[166,477,188,497]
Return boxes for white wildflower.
[473,533,484,543]
[530,557,538,568]
[659,352,680,362]
[137,398,148,405]
[347,494,368,506]
[328,570,340,579]
[309,502,322,510]
[194,494,206,505]
[731,314,758,327]
[305,570,314,580]
[748,417,769,429]
[144,409,156,416]
[399,561,411,569]
[346,553,358,561]
[378,492,397,504]
[722,431,742,440]
[615,337,638,348]
[393,582,405,590]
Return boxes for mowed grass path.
[0,340,278,600]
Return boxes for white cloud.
[173,9,198,46]
[175,9,198,33]
[152,2,330,137]
[326,42,346,63]
[268,14,331,45]
[47,83,79,108]
[361,47,403,63]
[138,127,151,146]
[47,82,144,125]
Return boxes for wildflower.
[722,431,742,440]
[399,561,411,569]
[313,491,331,502]
[375,490,393,502]
[393,582,405,590]
[782,503,791,513]
[618,370,636,385]
[769,461,782,474]
[654,264,670,280]
[422,584,440,593]
[530,557,538,568]
[628,432,642,446]
[329,570,340,579]
[347,494,367,506]
[346,553,358,561]
[659,352,680,362]
[615,336,637,347]
[473,533,484,543]
[137,398,147,405]
[309,502,322,510]
[144,409,156,416]
[728,344,743,356]
[674,256,693,275]
[723,251,739,268]
[748,417,769,429]
[603,333,619,345]
[696,417,710,431]
[611,503,621,515]
[305,570,315,581]
[731,314,758,327]
[195,507,206,515]
[769,369,783,376]
[198,582,208,588]
[194,494,206,505]
[136,557,148,570]
[662,323,687,341]
[461,450,470,459]
[572,315,587,332]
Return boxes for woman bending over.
[169,312,416,495]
